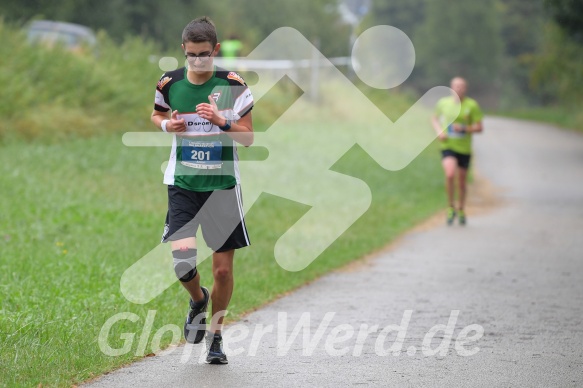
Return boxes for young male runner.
[432,77,483,225]
[150,16,254,364]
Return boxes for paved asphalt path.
[85,117,583,387]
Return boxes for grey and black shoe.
[458,209,466,226]
[184,286,209,344]
[206,333,228,364]
[446,207,456,226]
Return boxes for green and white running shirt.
[435,96,483,155]
[154,66,253,192]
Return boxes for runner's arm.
[467,120,483,133]
[431,114,447,140]
[218,111,254,147]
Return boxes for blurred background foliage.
[1,0,582,124]
[361,0,582,111]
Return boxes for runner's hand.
[452,123,466,132]
[195,96,226,127]
[438,132,448,141]
[168,110,186,132]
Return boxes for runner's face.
[451,78,467,100]
[183,41,217,73]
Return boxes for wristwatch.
[219,119,232,131]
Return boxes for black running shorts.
[161,184,250,252]
[441,149,471,169]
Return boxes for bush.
[0,20,161,142]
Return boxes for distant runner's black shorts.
[161,184,250,252]
[441,150,471,169]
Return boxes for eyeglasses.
[184,51,213,62]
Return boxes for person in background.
[220,34,242,68]
[431,77,483,226]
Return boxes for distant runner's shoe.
[446,207,456,226]
[184,286,209,344]
[458,210,466,226]
[206,333,228,364]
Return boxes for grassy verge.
[495,105,583,133]
[0,20,165,143]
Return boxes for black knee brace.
[172,248,197,282]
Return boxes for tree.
[359,0,428,90]
[531,22,583,106]
[234,0,352,57]
[1,0,352,56]
[413,0,503,100]
[496,0,546,106]
[544,0,583,42]
[362,0,426,37]
[525,1,583,106]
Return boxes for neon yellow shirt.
[435,96,483,155]
[221,39,242,58]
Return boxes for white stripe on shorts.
[234,184,250,245]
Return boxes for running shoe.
[446,207,456,226]
[206,333,228,364]
[184,286,209,344]
[458,209,466,226]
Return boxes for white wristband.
[161,119,169,132]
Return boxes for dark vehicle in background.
[26,20,97,54]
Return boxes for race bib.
[447,124,466,139]
[180,139,222,169]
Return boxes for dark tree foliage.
[1,0,351,56]
[545,0,583,42]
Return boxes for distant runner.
[432,77,483,225]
